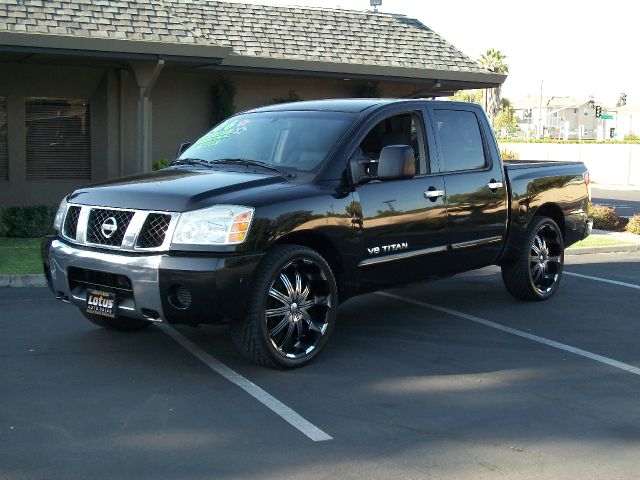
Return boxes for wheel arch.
[271,230,347,300]
[531,203,565,239]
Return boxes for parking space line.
[159,324,333,442]
[376,292,640,376]
[565,271,640,290]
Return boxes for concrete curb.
[0,274,47,288]
[566,244,640,255]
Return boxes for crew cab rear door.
[426,104,508,271]
[350,106,449,290]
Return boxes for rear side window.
[433,110,486,172]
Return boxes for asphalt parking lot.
[592,186,640,217]
[1,252,639,480]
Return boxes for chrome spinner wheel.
[501,216,565,301]
[265,258,332,360]
[230,244,338,368]
[529,223,563,295]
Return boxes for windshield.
[179,111,357,173]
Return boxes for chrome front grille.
[63,206,81,240]
[60,204,178,252]
[137,213,172,249]
[86,208,135,246]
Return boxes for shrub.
[0,205,57,237]
[500,148,520,160]
[588,204,628,231]
[624,132,640,141]
[153,159,170,171]
[212,76,236,124]
[626,214,640,235]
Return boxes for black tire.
[82,311,153,332]
[501,216,564,301]
[230,244,338,369]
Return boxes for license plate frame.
[86,289,118,318]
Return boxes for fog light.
[169,285,192,310]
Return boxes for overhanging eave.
[0,31,232,62]
[218,55,506,88]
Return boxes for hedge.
[0,205,57,237]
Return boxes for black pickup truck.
[43,99,592,368]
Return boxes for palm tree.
[478,49,509,123]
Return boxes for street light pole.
[538,78,544,138]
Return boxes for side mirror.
[378,145,415,180]
[176,142,192,157]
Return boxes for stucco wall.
[499,142,640,186]
[149,71,419,166]
[0,59,441,207]
[0,62,116,206]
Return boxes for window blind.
[25,98,91,180]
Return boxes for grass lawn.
[568,236,636,249]
[0,237,43,275]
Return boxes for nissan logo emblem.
[101,217,118,238]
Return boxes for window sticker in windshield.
[190,119,251,150]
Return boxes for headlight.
[172,205,254,246]
[53,197,68,231]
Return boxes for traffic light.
[595,106,602,117]
[610,128,616,139]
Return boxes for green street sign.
[601,114,614,120]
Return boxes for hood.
[68,168,287,212]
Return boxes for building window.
[0,97,7,180]
[25,98,91,180]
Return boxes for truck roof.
[245,98,478,114]
[247,98,415,114]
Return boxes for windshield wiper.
[211,158,293,178]
[169,158,215,168]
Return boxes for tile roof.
[0,0,491,76]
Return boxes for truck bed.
[503,160,582,170]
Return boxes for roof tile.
[0,0,492,76]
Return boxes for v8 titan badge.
[86,289,117,318]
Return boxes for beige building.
[512,96,601,140]
[0,0,504,206]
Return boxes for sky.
[229,0,639,106]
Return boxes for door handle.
[486,180,504,190]
[424,189,445,200]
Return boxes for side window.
[433,110,486,172]
[357,112,428,175]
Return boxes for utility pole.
[538,79,544,138]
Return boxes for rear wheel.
[501,216,564,301]
[230,244,338,368]
[82,311,152,332]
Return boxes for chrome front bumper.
[47,239,165,322]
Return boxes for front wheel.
[501,216,564,301]
[230,245,338,368]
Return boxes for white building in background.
[511,95,640,140]
[511,96,601,140]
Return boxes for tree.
[450,89,483,104]
[478,48,509,122]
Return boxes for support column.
[129,60,164,174]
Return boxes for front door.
[351,109,449,291]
